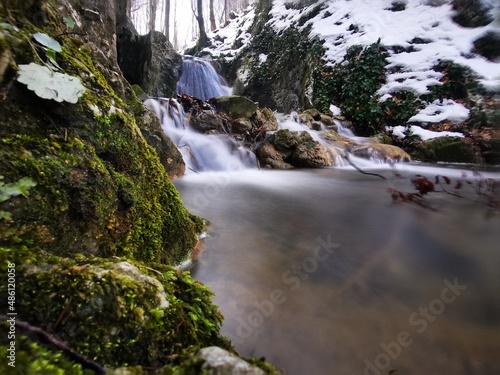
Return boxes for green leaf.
[0,22,18,31]
[17,63,86,104]
[0,211,13,221]
[0,176,37,202]
[33,32,62,53]
[63,17,75,30]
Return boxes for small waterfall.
[144,98,257,173]
[176,56,232,100]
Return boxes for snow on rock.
[408,99,470,124]
[389,125,465,141]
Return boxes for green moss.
[0,336,89,375]
[0,255,231,368]
[414,136,478,163]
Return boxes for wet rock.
[348,143,412,162]
[257,129,334,168]
[117,28,182,97]
[256,143,293,169]
[190,111,225,133]
[195,346,266,375]
[231,117,253,133]
[212,95,258,119]
[254,108,278,132]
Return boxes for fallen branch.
[0,315,106,374]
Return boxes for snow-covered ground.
[204,0,500,140]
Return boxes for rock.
[212,95,258,119]
[190,111,225,133]
[117,25,182,97]
[232,117,253,133]
[257,129,334,168]
[256,142,293,169]
[12,257,230,368]
[195,347,266,375]
[254,108,278,132]
[414,136,479,163]
[348,143,411,162]
[451,0,493,28]
[0,0,198,264]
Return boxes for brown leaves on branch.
[388,171,499,210]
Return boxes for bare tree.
[192,0,208,48]
[148,0,158,32]
[209,0,216,31]
[164,0,171,39]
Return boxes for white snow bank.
[408,99,470,124]
[388,125,465,141]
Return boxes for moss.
[0,335,89,375]
[0,255,231,368]
[0,5,198,266]
[414,136,478,163]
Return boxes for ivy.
[313,42,388,135]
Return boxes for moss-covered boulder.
[414,136,479,163]
[0,0,196,265]
[0,256,230,369]
[211,95,258,119]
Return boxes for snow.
[204,7,256,60]
[408,99,470,123]
[204,0,500,133]
[389,125,465,141]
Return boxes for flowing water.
[176,56,232,100]
[174,166,500,375]
[156,55,500,374]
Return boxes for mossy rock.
[212,95,258,119]
[0,256,231,368]
[414,136,478,163]
[0,0,196,265]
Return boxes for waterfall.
[176,56,232,101]
[144,98,257,173]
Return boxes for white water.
[144,98,257,173]
[176,56,232,101]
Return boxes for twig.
[345,152,387,180]
[0,315,106,374]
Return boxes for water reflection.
[174,168,500,375]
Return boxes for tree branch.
[0,315,106,374]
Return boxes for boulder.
[195,346,266,375]
[348,143,412,162]
[190,111,226,133]
[414,136,479,163]
[254,107,279,131]
[212,95,258,119]
[10,257,230,368]
[117,17,182,97]
[256,143,293,169]
[257,129,334,168]
[231,117,254,133]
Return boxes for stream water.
[174,166,500,375]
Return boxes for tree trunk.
[164,0,170,40]
[196,0,208,48]
[209,0,216,31]
[149,0,157,32]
